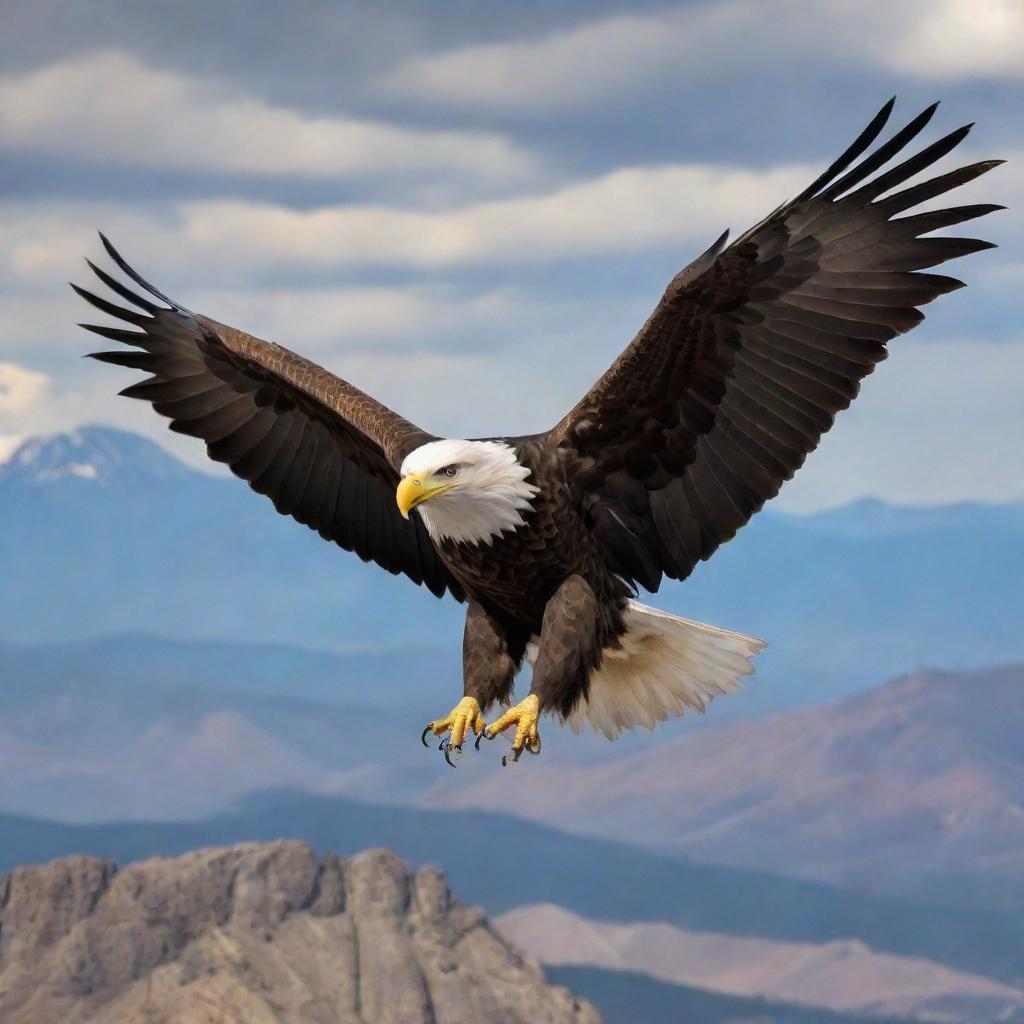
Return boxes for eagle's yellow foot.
[482,694,542,766]
[421,696,484,766]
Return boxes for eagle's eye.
[440,464,458,478]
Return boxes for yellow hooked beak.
[396,475,453,519]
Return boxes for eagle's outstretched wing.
[76,236,463,600]
[550,100,1003,592]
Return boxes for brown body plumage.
[76,99,1002,759]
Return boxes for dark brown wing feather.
[76,236,462,600]
[551,100,1003,591]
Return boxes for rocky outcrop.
[0,841,600,1024]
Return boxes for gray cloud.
[0,50,543,187]
[375,1,1024,113]
[0,159,813,294]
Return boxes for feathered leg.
[485,575,604,764]
[422,602,527,764]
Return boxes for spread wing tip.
[94,232,190,314]
[797,99,1001,212]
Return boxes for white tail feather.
[566,601,766,740]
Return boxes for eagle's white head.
[396,439,539,546]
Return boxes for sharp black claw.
[501,754,509,767]
[475,730,492,750]
[444,743,460,768]
[421,726,433,748]
[438,737,448,751]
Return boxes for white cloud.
[378,9,701,111]
[0,435,22,462]
[0,159,811,288]
[0,362,61,457]
[183,283,520,353]
[376,1,1023,111]
[0,219,545,363]
[173,161,808,271]
[4,131,1012,290]
[0,362,53,421]
[0,50,542,184]
[877,0,1024,79]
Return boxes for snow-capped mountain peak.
[0,426,194,486]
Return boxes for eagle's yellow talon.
[424,696,483,753]
[484,694,542,761]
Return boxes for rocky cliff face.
[0,841,599,1024]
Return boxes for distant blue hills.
[0,425,459,652]
[2,425,1023,716]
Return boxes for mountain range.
[4,532,1024,910]
[5,629,1024,914]
[497,903,1024,1023]
[3,426,1024,721]
[0,632,446,820]
[426,664,1024,911]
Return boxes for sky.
[0,0,1020,511]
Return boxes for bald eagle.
[76,100,1001,765]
